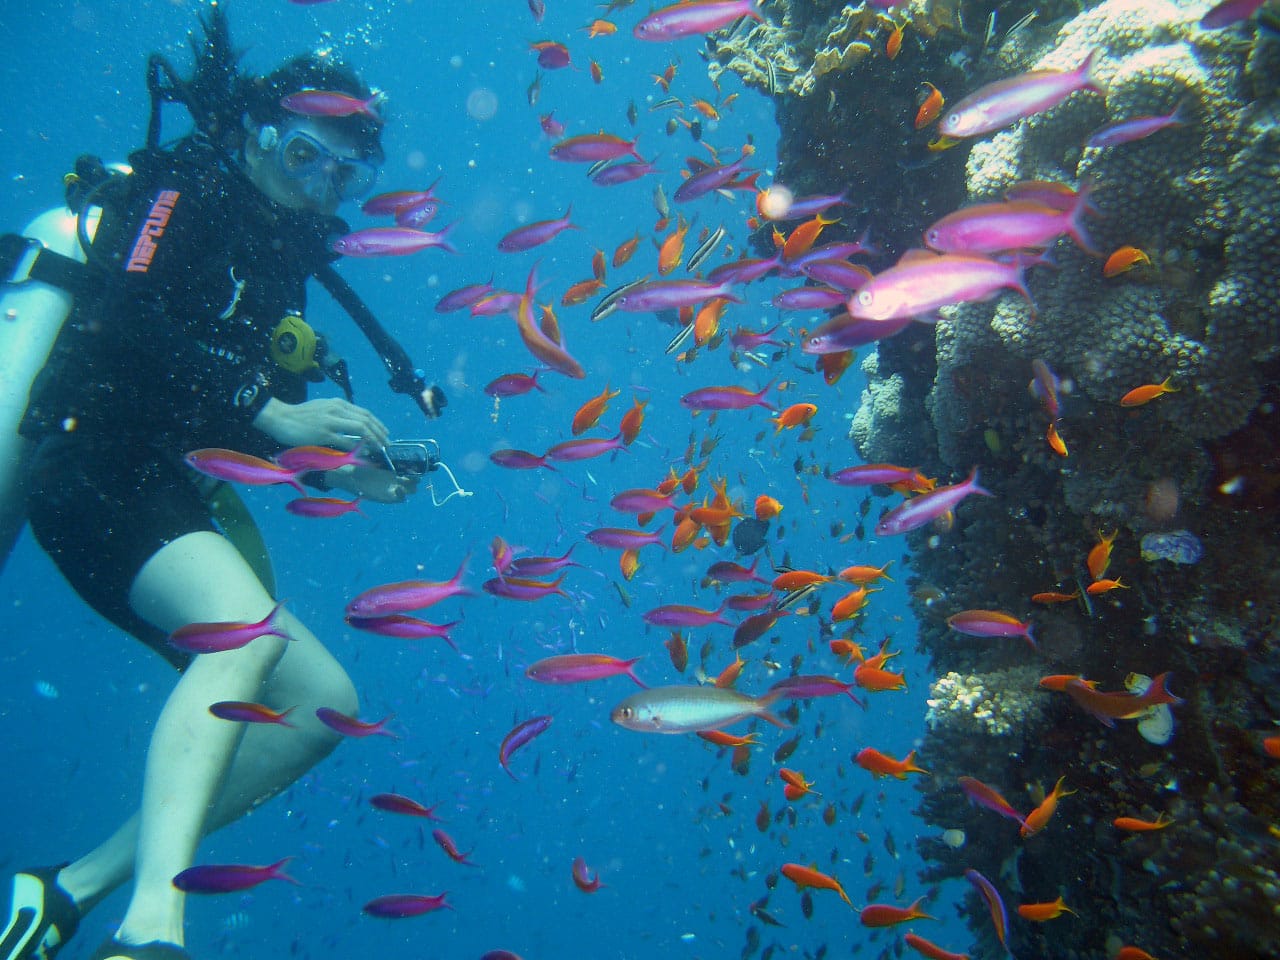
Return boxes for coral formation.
[925,666,1046,737]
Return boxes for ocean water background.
[0,1,971,957]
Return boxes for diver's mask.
[276,128,380,204]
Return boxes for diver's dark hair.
[183,2,384,161]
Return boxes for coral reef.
[925,666,1046,737]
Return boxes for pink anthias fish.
[168,601,291,654]
[613,278,742,312]
[680,381,774,412]
[592,158,662,187]
[525,653,647,687]
[540,111,565,137]
[185,448,305,494]
[370,793,445,820]
[508,546,582,578]
[642,601,733,628]
[633,0,764,41]
[285,496,365,519]
[800,259,873,292]
[923,189,1100,257]
[1030,358,1063,419]
[1085,102,1187,149]
[706,255,782,286]
[498,207,580,253]
[315,707,398,739]
[674,147,755,203]
[585,526,668,551]
[207,701,296,727]
[484,370,546,398]
[489,448,556,471]
[965,869,1010,952]
[725,590,778,612]
[610,488,679,514]
[482,574,569,602]
[471,292,522,318]
[344,613,460,651]
[363,893,453,918]
[801,312,913,354]
[330,225,457,258]
[768,674,866,707]
[729,323,787,350]
[705,557,768,585]
[1200,0,1267,29]
[764,190,852,221]
[549,133,642,163]
[362,181,442,217]
[939,49,1105,140]
[344,555,472,618]
[274,445,368,473]
[875,467,992,536]
[774,287,847,311]
[437,279,495,314]
[544,433,629,462]
[280,90,384,122]
[957,776,1028,829]
[514,265,586,380]
[848,250,1034,323]
[830,463,924,487]
[500,714,553,780]
[946,609,1038,649]
[173,858,299,894]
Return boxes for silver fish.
[611,684,787,734]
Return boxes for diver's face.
[245,119,380,216]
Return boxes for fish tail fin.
[1024,622,1038,649]
[904,750,930,776]
[265,599,293,640]
[1078,48,1107,99]
[1067,186,1104,258]
[1149,671,1184,706]
[269,856,302,886]
[966,466,993,498]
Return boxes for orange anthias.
[1120,376,1178,407]
[860,895,934,927]
[1086,529,1118,580]
[770,402,818,433]
[571,383,620,435]
[1020,775,1076,837]
[855,747,930,780]
[771,569,833,592]
[1113,813,1174,832]
[780,863,852,907]
[853,663,907,692]
[779,767,821,800]
[658,215,690,275]
[1016,896,1077,921]
[619,395,648,445]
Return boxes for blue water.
[1,1,969,957]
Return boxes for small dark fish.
[499,715,553,780]
[627,100,639,126]
[362,893,454,918]
[527,71,543,107]
[732,518,769,555]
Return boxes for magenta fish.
[362,181,442,217]
[471,292,522,317]
[799,260,873,292]
[499,715,553,780]
[532,41,572,69]
[613,278,742,312]
[1199,0,1267,29]
[591,158,662,186]
[674,147,755,203]
[585,527,668,551]
[957,776,1028,828]
[315,707,398,739]
[539,111,564,137]
[705,557,768,584]
[634,0,764,41]
[769,191,852,221]
[773,286,847,311]
[725,590,777,612]
[642,601,732,628]
[848,251,1033,323]
[168,601,291,654]
[508,546,581,577]
[345,555,471,618]
[274,445,368,473]
[207,701,296,727]
[964,869,1010,951]
[610,489,678,514]
[706,255,782,285]
[331,225,457,258]
[526,653,646,687]
[732,609,789,648]
[394,198,441,230]
[1086,103,1187,149]
[280,90,383,122]
[484,370,546,398]
[285,496,365,519]
[437,278,496,314]
[729,323,787,350]
[370,793,444,820]
[801,313,912,354]
[680,382,774,412]
[172,858,299,894]
[875,467,992,536]
[482,574,568,601]
[549,133,642,163]
[767,674,865,707]
[363,893,453,918]
[185,448,305,494]
[939,49,1105,140]
[498,206,579,253]
[544,433,628,462]
[344,614,459,650]
[830,463,922,487]
[947,609,1037,648]
[432,829,478,866]
[923,193,1099,257]
[490,448,556,471]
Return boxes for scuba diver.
[0,9,448,960]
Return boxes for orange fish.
[1264,736,1280,758]
[914,82,944,129]
[831,586,876,622]
[571,384,620,435]
[780,863,852,907]
[829,638,864,663]
[1062,672,1182,726]
[619,395,648,445]
[589,60,604,84]
[658,216,690,275]
[689,98,721,121]
[1038,674,1097,692]
[591,248,607,282]
[1113,813,1173,832]
[903,933,970,960]
[698,729,759,748]
[664,630,687,672]
[1016,896,1077,921]
[772,570,832,592]
[1120,376,1178,407]
[837,562,894,585]
[619,548,641,581]
[563,277,606,307]
[855,747,929,780]
[1086,577,1127,595]
[1115,948,1158,960]
[1086,529,1118,580]
[584,18,617,37]
[671,516,702,552]
[770,402,818,433]
[754,495,783,520]
[779,768,820,800]
[1020,776,1075,837]
[861,637,900,671]
[1103,245,1151,278]
[818,349,854,385]
[885,22,905,59]
[853,663,906,692]
[1031,590,1080,605]
[714,654,745,689]
[782,213,838,262]
[694,297,728,346]
[1046,421,1068,457]
[652,62,677,92]
[860,896,934,927]
[612,232,641,268]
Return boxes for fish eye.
[618,707,632,720]
[857,290,873,306]
[926,229,940,245]
[945,112,959,128]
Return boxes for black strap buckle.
[0,234,44,287]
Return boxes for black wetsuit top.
[21,139,345,661]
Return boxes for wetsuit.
[20,139,344,664]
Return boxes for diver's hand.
[253,397,390,450]
[326,464,418,504]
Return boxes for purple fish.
[591,158,662,186]
[345,556,472,617]
[331,225,457,257]
[923,192,1099,257]
[436,278,495,313]
[498,206,579,253]
[345,614,460,650]
[490,448,556,471]
[508,546,582,577]
[704,557,768,585]
[185,448,305,493]
[544,433,628,462]
[362,181,442,217]
[729,323,787,350]
[940,49,1105,140]
[610,488,678,514]
[585,527,668,551]
[535,42,572,70]
[800,259,873,292]
[482,574,568,601]
[484,370,546,398]
[767,674,865,707]
[613,278,742,312]
[280,90,383,121]
[370,793,444,820]
[958,776,1028,828]
[725,590,777,612]
[285,496,365,519]
[550,134,642,163]
[1086,103,1187,149]
[1030,358,1062,418]
[964,869,1010,951]
[363,893,453,919]
[771,191,852,221]
[394,199,441,230]
[172,858,299,894]
[1200,0,1267,29]
[168,601,291,654]
[732,609,789,648]
[315,707,398,739]
[947,609,1037,648]
[274,445,368,473]
[642,601,732,628]
[773,286,848,311]
[875,467,992,536]
[634,0,764,41]
[525,654,646,687]
[471,291,522,317]
[500,715,553,780]
[706,255,782,285]
[801,312,913,353]
[207,701,296,727]
[673,148,755,203]
[848,251,1033,323]
[680,382,774,412]
[778,234,877,276]
[830,463,922,487]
